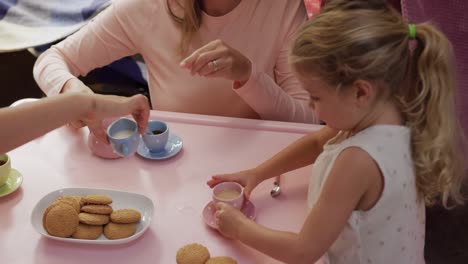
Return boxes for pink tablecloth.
[0,111,325,264]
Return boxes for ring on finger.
[211,59,219,72]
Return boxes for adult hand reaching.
[180,39,252,85]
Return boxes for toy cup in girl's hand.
[106,118,140,157]
[212,182,245,210]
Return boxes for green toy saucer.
[0,168,23,197]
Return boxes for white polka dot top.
[308,125,426,264]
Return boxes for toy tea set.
[103,118,256,228]
[101,118,183,160]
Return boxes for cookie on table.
[206,256,238,264]
[79,213,110,225]
[72,224,103,240]
[176,243,210,264]
[110,209,141,223]
[44,203,79,238]
[103,222,137,240]
[82,194,112,205]
[81,204,113,215]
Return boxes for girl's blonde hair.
[167,0,202,55]
[290,0,466,208]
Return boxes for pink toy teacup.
[212,182,245,210]
[87,118,121,159]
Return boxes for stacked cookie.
[176,243,238,264]
[42,194,141,240]
[106,209,141,239]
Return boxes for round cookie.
[72,224,103,240]
[44,203,79,238]
[206,256,238,264]
[81,204,113,215]
[79,213,110,225]
[103,222,137,240]
[55,196,81,214]
[82,194,112,205]
[176,243,210,264]
[42,202,60,230]
[110,209,141,223]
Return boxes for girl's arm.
[207,127,337,196]
[0,93,149,154]
[218,147,382,263]
[254,126,338,182]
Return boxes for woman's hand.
[215,202,250,239]
[180,39,252,84]
[207,169,264,199]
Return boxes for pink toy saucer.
[202,200,256,229]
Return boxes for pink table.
[0,111,324,264]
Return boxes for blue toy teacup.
[107,118,140,157]
[142,120,169,153]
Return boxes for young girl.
[207,0,466,263]
[0,93,149,154]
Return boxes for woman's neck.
[201,0,241,16]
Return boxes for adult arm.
[33,0,155,95]
[234,1,317,123]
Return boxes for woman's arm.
[33,0,158,142]
[0,93,149,154]
[180,1,316,124]
[33,0,157,96]
[233,0,317,124]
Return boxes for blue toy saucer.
[137,133,183,160]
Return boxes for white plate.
[31,188,154,244]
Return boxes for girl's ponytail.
[401,23,466,207]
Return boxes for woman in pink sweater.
[34,0,317,142]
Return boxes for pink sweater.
[34,0,317,123]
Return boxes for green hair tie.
[408,24,416,39]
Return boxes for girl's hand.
[215,202,249,239]
[180,39,252,84]
[207,169,262,199]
